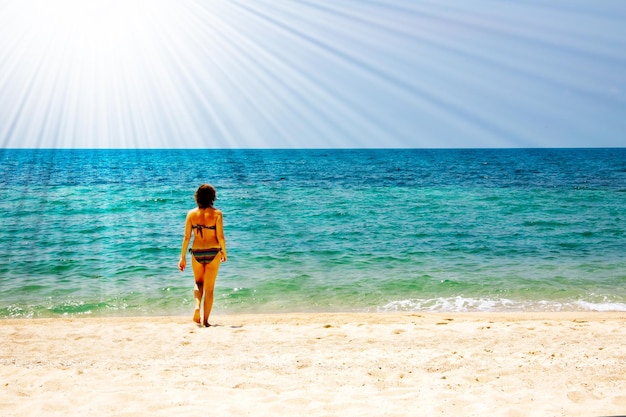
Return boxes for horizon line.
[1,146,625,151]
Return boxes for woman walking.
[179,184,227,327]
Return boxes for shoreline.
[2,312,625,416]
[4,309,626,320]
[2,309,626,322]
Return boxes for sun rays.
[1,0,624,148]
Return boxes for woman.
[179,184,227,327]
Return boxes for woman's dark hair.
[195,184,216,209]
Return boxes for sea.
[1,148,625,318]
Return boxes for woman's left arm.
[179,212,192,271]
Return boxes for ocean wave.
[377,297,626,313]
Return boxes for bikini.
[190,224,222,264]
[191,224,215,238]
[190,247,222,264]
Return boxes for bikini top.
[191,224,216,238]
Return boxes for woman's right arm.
[217,211,227,262]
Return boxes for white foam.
[572,300,626,312]
[377,297,626,313]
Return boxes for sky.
[1,0,625,149]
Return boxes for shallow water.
[1,148,625,317]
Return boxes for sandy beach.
[1,312,625,416]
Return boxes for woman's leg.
[201,258,221,327]
[191,259,205,324]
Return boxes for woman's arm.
[178,211,193,271]
[216,210,227,262]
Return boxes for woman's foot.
[193,309,201,324]
[203,321,211,327]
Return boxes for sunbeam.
[1,0,625,148]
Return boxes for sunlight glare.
[33,0,148,41]
[1,0,624,148]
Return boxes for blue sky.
[1,0,625,148]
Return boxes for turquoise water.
[1,149,625,317]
